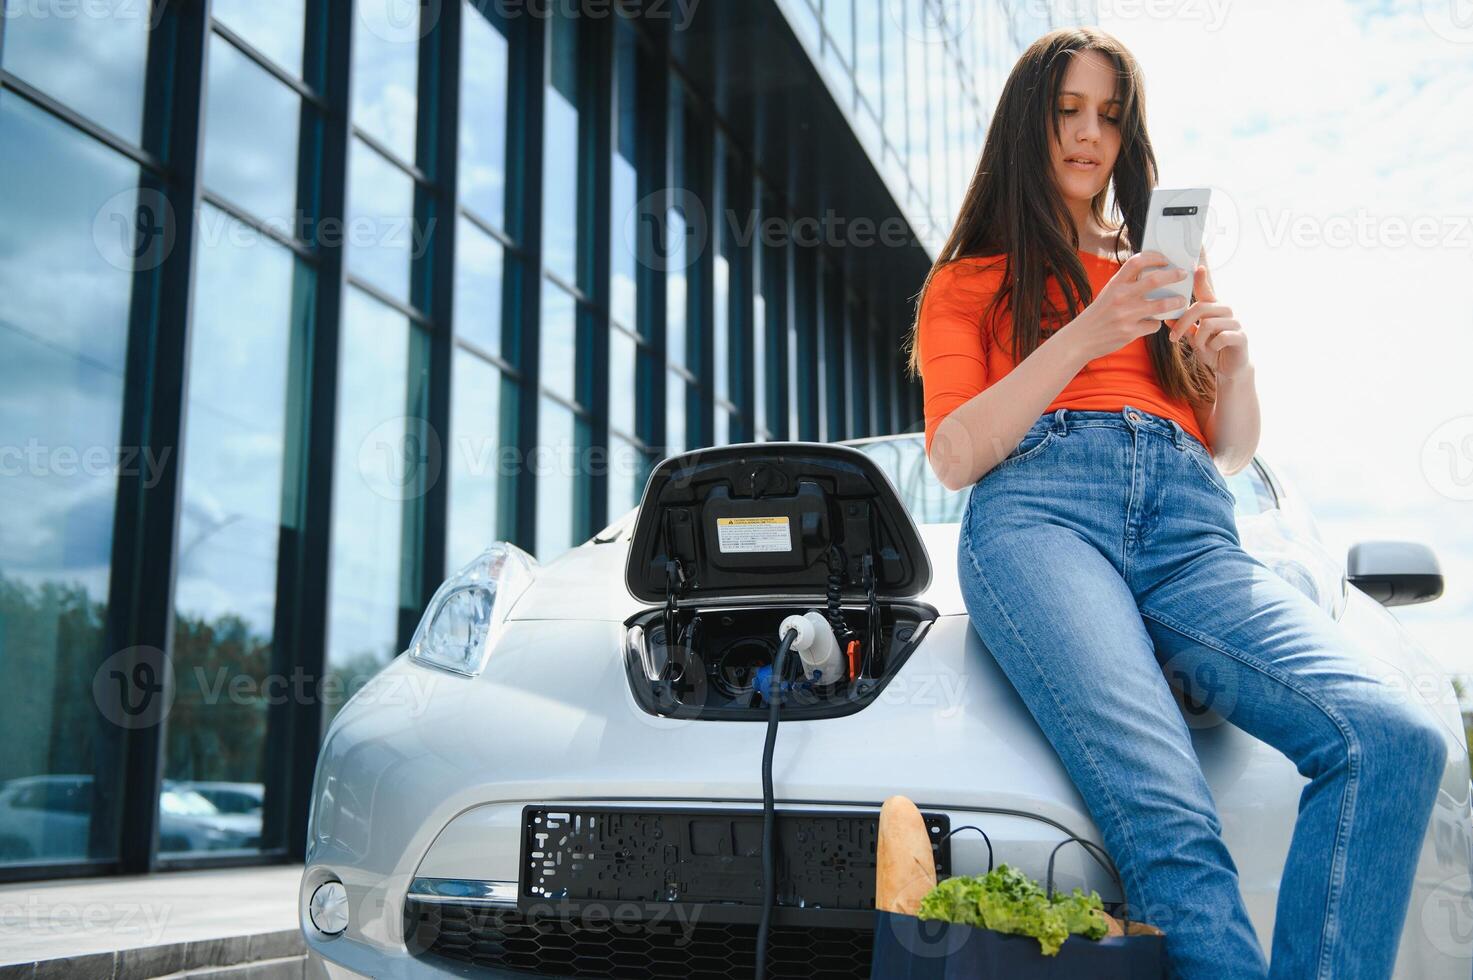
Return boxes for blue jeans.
[955,404,1447,980]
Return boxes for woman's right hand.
[1058,251,1191,363]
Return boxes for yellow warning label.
[716,516,792,553]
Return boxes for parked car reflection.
[0,774,262,860]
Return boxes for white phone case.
[1140,187,1213,320]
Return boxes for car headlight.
[408,542,537,676]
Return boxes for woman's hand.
[1166,256,1252,380]
[1059,251,1191,363]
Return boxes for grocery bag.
[870,832,1168,979]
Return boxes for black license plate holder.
[518,805,952,928]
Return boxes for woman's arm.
[1192,367,1259,476]
[927,333,1091,492]
[1175,255,1260,475]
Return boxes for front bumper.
[304,799,1109,979]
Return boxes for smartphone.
[1140,187,1213,320]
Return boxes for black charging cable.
[756,626,798,980]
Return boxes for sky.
[1086,0,1473,688]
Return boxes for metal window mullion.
[766,197,790,441]
[459,205,516,251]
[344,276,432,326]
[0,70,169,174]
[104,0,212,876]
[586,12,613,532]
[635,44,667,458]
[210,19,327,112]
[728,156,753,443]
[454,335,519,381]
[350,124,431,185]
[829,263,847,440]
[849,301,866,437]
[690,109,714,449]
[510,11,547,551]
[199,188,319,260]
[417,0,462,604]
[281,0,355,862]
[811,250,827,440]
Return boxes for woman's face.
[1049,50,1122,206]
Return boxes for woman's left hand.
[1167,256,1251,381]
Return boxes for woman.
[905,26,1448,980]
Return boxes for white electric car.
[300,435,1472,979]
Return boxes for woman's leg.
[957,504,1271,978]
[1131,511,1449,980]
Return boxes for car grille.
[404,900,875,979]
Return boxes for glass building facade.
[0,0,1070,880]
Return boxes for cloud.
[1096,0,1473,680]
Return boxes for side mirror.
[1346,541,1443,607]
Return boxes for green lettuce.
[915,863,1109,956]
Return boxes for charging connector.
[777,610,845,685]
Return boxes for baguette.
[876,795,938,915]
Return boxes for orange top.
[917,249,1211,457]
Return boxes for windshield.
[846,435,969,524]
[595,434,1263,540]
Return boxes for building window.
[325,293,428,716]
[324,0,433,720]
[0,93,141,868]
[164,205,312,856]
[201,35,303,225]
[0,0,151,142]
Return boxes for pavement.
[0,864,304,978]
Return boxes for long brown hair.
[901,27,1215,409]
